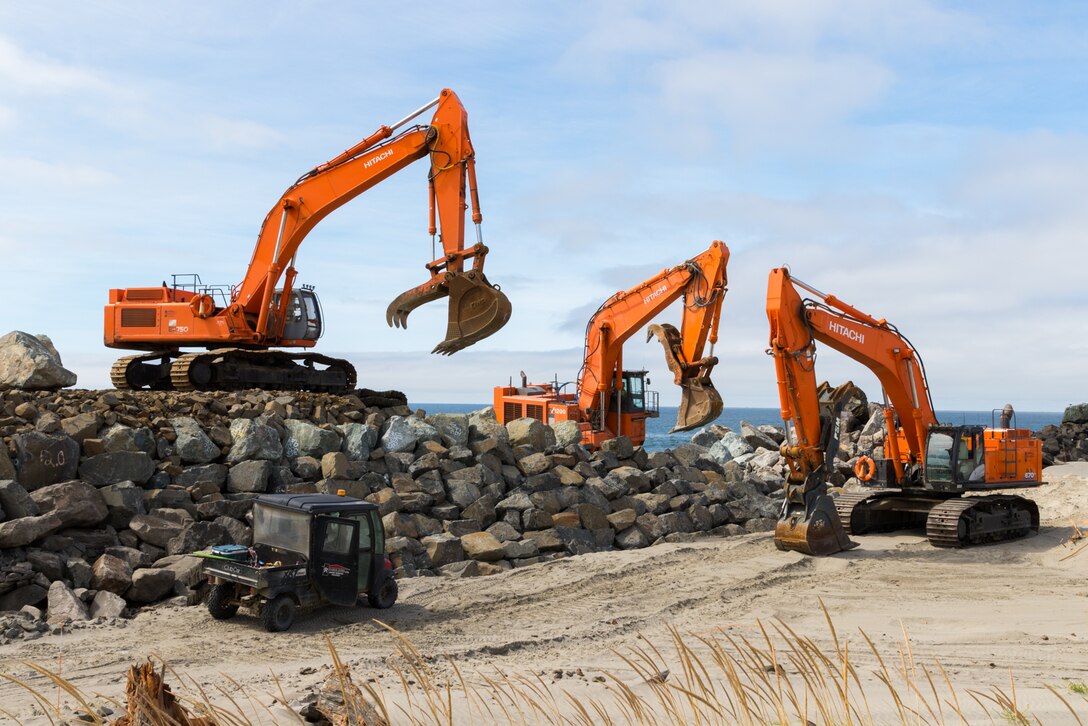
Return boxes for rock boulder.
[11,432,80,489]
[0,331,77,390]
[171,417,221,464]
[47,581,89,623]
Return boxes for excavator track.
[110,352,176,390]
[169,348,357,393]
[832,489,922,535]
[833,491,883,535]
[925,495,1039,548]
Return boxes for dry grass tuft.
[1061,521,1088,560]
[2,601,1086,725]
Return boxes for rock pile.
[0,384,805,637]
[3,377,1069,640]
[1035,403,1088,465]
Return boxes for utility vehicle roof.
[256,493,378,515]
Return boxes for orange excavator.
[766,267,1043,555]
[105,89,512,392]
[494,241,729,448]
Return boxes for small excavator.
[766,266,1043,555]
[105,88,511,392]
[494,241,729,449]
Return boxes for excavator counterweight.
[105,89,510,391]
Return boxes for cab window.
[321,521,354,556]
[925,431,954,483]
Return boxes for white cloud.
[667,0,973,50]
[0,35,113,95]
[559,0,973,75]
[199,115,286,151]
[949,130,1088,225]
[0,156,115,186]
[655,50,892,151]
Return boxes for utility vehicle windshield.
[252,503,311,555]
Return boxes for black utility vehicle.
[201,493,397,631]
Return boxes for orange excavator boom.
[105,89,511,392]
[495,241,729,448]
[766,266,1042,554]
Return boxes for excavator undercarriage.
[833,490,1039,548]
[111,349,357,393]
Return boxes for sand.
[1,464,1086,723]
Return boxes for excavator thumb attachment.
[647,323,723,432]
[775,488,857,556]
[386,270,511,355]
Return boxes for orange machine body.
[105,88,499,355]
[767,267,1043,490]
[493,378,653,450]
[494,241,730,449]
[765,266,1043,554]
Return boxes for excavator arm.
[578,241,730,433]
[766,267,937,554]
[235,88,510,354]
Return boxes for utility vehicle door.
[313,516,360,606]
[354,513,374,594]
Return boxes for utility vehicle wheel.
[261,595,296,632]
[206,584,238,620]
[368,575,398,609]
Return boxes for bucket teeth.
[386,270,511,354]
[774,492,857,555]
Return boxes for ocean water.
[415,403,1062,453]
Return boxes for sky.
[1,1,1085,410]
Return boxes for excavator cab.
[924,425,1005,492]
[273,287,323,342]
[611,370,659,417]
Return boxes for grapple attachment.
[386,270,511,355]
[646,323,723,432]
[775,491,857,556]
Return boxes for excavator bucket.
[647,322,723,432]
[775,492,857,556]
[386,270,511,355]
[434,270,512,355]
[673,378,723,432]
